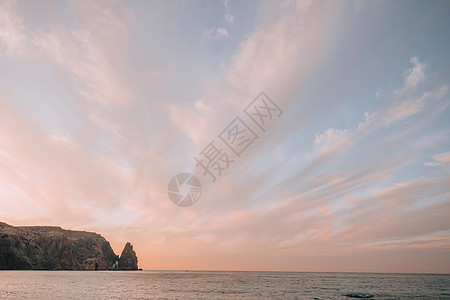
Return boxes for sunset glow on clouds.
[1,0,450,273]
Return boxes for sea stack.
[118,242,138,270]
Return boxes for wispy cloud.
[0,0,449,272]
[33,29,133,107]
[313,58,448,158]
[395,56,426,96]
[425,152,450,167]
[204,27,229,40]
[314,128,350,147]
[225,13,234,24]
[0,1,26,57]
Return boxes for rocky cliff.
[119,242,138,270]
[0,222,138,270]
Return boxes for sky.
[1,0,450,273]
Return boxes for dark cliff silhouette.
[0,222,139,270]
[119,242,138,270]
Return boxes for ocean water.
[0,271,449,299]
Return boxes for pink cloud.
[0,1,26,57]
[395,56,426,96]
[425,152,450,167]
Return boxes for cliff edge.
[119,242,138,270]
[0,222,139,270]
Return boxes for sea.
[0,270,449,299]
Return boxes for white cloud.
[225,13,234,24]
[168,97,222,150]
[425,152,450,167]
[383,85,448,125]
[205,27,229,40]
[375,90,381,99]
[314,84,448,158]
[225,1,338,100]
[0,2,26,57]
[87,111,123,140]
[217,27,229,38]
[314,128,350,146]
[33,29,133,107]
[302,57,449,183]
[173,1,341,164]
[395,57,426,96]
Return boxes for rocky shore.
[0,222,139,270]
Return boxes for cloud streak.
[0,0,449,273]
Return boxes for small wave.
[343,292,374,298]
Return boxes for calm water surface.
[0,270,449,299]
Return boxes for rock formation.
[118,242,138,270]
[0,222,138,270]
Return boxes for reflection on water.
[0,270,449,299]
